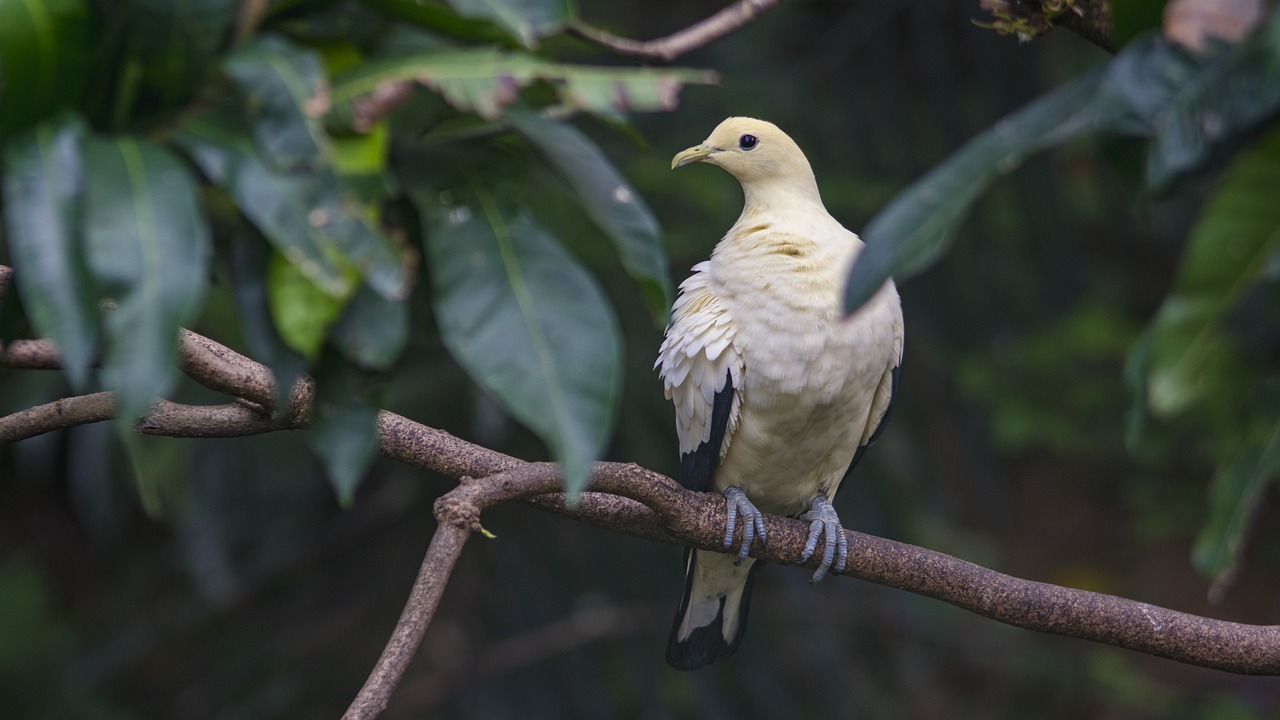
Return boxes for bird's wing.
[851,313,905,469]
[655,262,744,493]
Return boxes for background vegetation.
[2,0,1278,717]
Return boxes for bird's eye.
[738,134,758,150]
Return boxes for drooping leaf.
[267,250,357,360]
[844,66,1111,313]
[306,363,380,506]
[1145,124,1280,416]
[446,0,570,48]
[80,137,211,432]
[177,105,413,302]
[420,190,621,496]
[329,282,409,370]
[2,115,98,387]
[508,112,672,320]
[0,0,90,136]
[330,47,717,122]
[1191,400,1280,594]
[224,34,333,172]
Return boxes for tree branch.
[3,262,1280,718]
[978,0,1116,53]
[569,0,782,63]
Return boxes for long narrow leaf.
[81,138,211,431]
[1145,124,1280,416]
[2,115,98,387]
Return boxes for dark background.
[3,0,1280,717]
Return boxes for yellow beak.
[672,144,717,169]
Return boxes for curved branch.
[569,0,782,63]
[2,264,1279,695]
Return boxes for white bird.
[656,117,904,670]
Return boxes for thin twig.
[342,464,567,720]
[569,0,782,63]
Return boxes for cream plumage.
[656,117,903,670]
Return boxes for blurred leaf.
[846,21,1280,314]
[331,47,717,121]
[362,0,511,45]
[267,250,357,360]
[1145,124,1280,416]
[845,66,1109,313]
[115,0,238,124]
[224,34,333,172]
[227,226,308,411]
[1112,0,1170,48]
[1191,402,1280,592]
[0,0,90,136]
[177,107,414,302]
[330,281,408,369]
[332,119,390,176]
[1098,20,1280,191]
[446,0,569,48]
[306,365,379,506]
[120,432,190,518]
[176,110,355,297]
[81,137,211,432]
[2,115,98,388]
[421,190,621,495]
[508,112,672,320]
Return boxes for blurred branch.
[978,0,1116,52]
[4,262,1280,717]
[569,0,782,63]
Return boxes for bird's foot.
[799,495,847,583]
[722,487,767,564]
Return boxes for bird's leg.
[722,486,767,564]
[798,495,847,583]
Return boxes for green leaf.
[1191,404,1280,593]
[267,250,357,360]
[176,111,354,297]
[329,282,408,370]
[332,119,389,176]
[421,190,621,496]
[123,0,239,122]
[1111,0,1169,48]
[306,365,380,506]
[81,137,211,432]
[845,22,1280,314]
[446,0,569,47]
[176,107,413,302]
[508,112,672,320]
[330,47,717,122]
[1145,124,1280,416]
[0,0,90,136]
[2,115,98,387]
[844,66,1110,313]
[361,0,511,45]
[1097,22,1280,192]
[224,34,333,172]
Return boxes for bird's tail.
[665,548,762,670]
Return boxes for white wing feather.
[655,262,744,456]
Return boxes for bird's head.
[671,117,813,186]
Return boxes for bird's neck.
[738,173,826,220]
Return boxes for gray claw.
[723,487,767,564]
[798,495,847,583]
